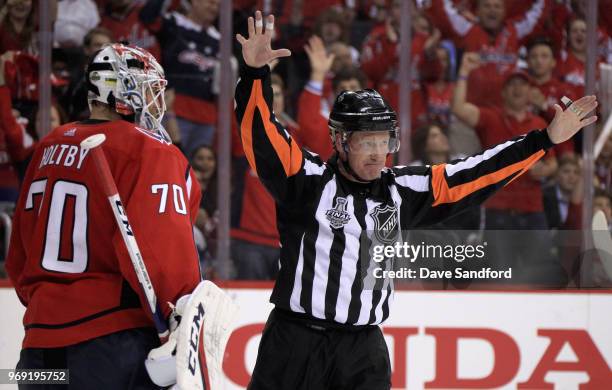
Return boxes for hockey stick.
[81,134,169,339]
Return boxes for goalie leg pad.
[176,281,239,390]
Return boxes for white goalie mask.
[86,43,170,140]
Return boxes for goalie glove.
[145,281,239,389]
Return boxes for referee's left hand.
[547,95,598,144]
[236,11,292,69]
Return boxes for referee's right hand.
[236,10,292,68]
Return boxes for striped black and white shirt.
[235,65,554,327]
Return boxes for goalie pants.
[16,327,161,390]
[248,308,391,390]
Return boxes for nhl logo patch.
[326,197,351,229]
[370,204,398,244]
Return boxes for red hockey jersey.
[6,119,202,348]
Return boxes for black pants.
[248,309,391,390]
[16,327,161,390]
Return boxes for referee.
[235,11,598,390]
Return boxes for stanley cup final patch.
[370,204,398,244]
[326,197,351,229]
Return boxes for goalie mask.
[86,43,170,140]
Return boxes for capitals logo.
[370,204,398,244]
[326,197,351,229]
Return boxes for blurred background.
[0,0,610,288]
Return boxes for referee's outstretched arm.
[395,130,558,228]
[235,64,309,204]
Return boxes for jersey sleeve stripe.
[240,81,260,176]
[445,138,519,177]
[514,0,546,40]
[394,174,430,192]
[253,80,303,177]
[443,0,473,36]
[431,149,545,206]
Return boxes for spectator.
[140,0,223,157]
[33,100,65,138]
[297,35,335,159]
[313,7,358,60]
[62,27,113,121]
[356,0,390,23]
[1,0,38,54]
[53,0,100,48]
[421,44,455,128]
[594,188,612,231]
[539,0,612,63]
[298,35,365,160]
[0,51,35,203]
[191,144,219,274]
[541,153,583,287]
[192,144,217,224]
[410,122,453,165]
[526,37,575,155]
[555,17,596,98]
[99,0,161,60]
[0,0,59,53]
[2,50,39,106]
[270,73,299,135]
[232,0,261,13]
[231,155,281,280]
[320,40,358,98]
[599,0,612,39]
[410,123,477,230]
[161,88,182,146]
[543,155,582,230]
[361,0,440,128]
[276,1,351,51]
[452,52,561,283]
[426,0,550,107]
[82,27,114,58]
[331,68,366,99]
[279,0,348,30]
[50,48,75,99]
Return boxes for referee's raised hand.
[547,95,598,144]
[236,11,292,68]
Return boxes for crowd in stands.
[0,0,611,286]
